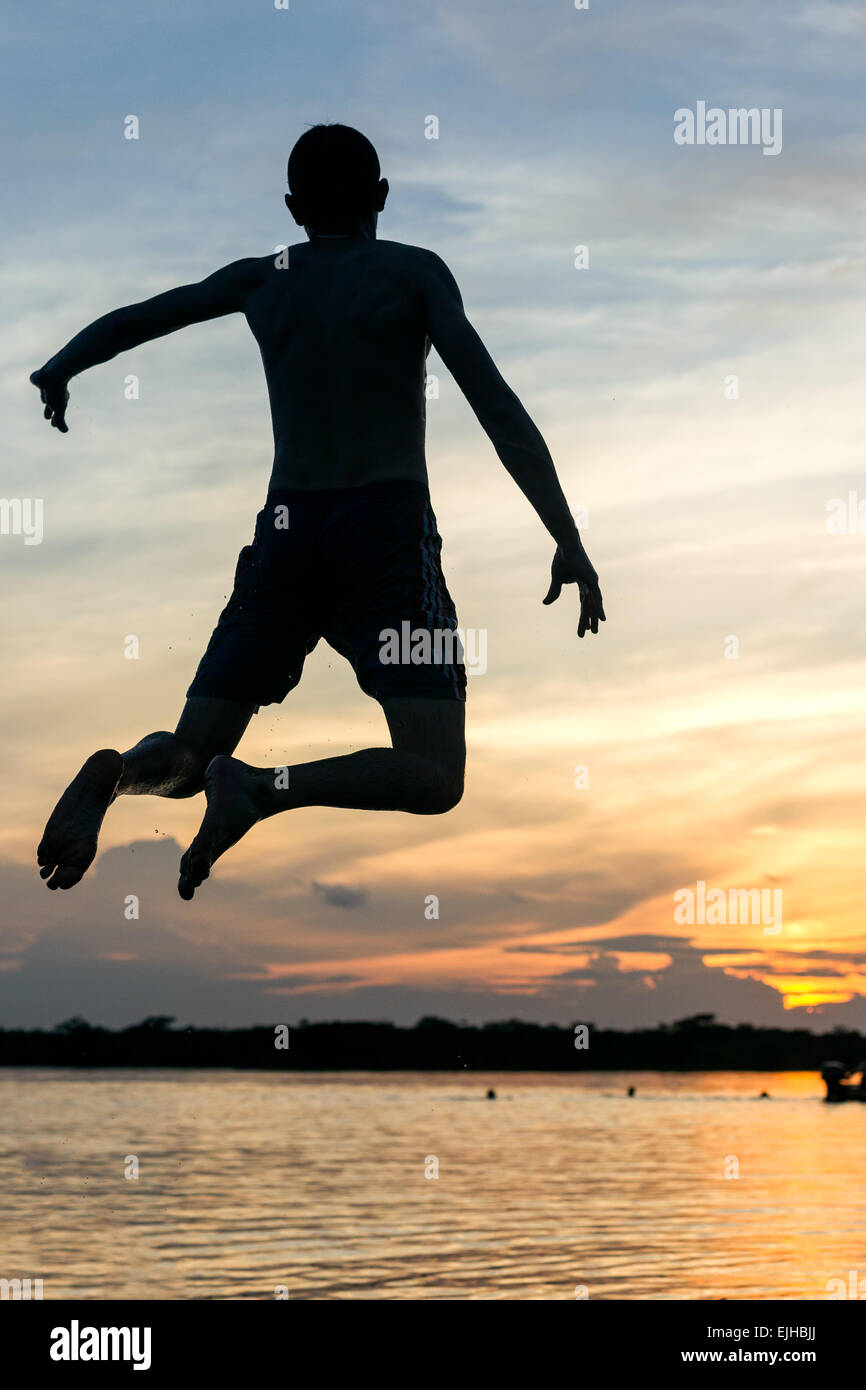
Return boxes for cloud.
[311,880,369,910]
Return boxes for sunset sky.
[3,0,866,1029]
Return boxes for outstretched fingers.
[577,582,606,639]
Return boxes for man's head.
[285,124,388,235]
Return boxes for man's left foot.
[178,755,264,900]
[37,749,124,890]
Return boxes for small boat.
[821,1060,866,1102]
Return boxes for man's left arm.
[30,257,264,432]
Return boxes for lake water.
[0,1069,862,1300]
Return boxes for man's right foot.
[178,755,266,900]
[37,749,124,890]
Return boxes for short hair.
[287,124,381,220]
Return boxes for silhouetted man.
[31,124,604,899]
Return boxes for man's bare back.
[248,237,431,490]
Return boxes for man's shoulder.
[374,241,456,291]
[376,240,446,266]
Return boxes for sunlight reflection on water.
[0,1069,862,1300]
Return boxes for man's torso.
[242,238,432,491]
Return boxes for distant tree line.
[0,1012,863,1071]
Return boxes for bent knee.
[418,767,464,815]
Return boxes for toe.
[44,861,89,888]
[188,861,209,889]
[46,864,85,890]
[55,865,85,890]
[186,836,210,880]
[178,841,209,899]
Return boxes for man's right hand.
[30,367,70,433]
[542,538,606,638]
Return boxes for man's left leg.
[177,697,465,899]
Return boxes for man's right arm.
[30,257,265,432]
[420,250,605,636]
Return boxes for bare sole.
[37,749,123,890]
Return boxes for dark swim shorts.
[187,479,466,707]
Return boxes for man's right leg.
[37,697,255,890]
[177,696,465,899]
